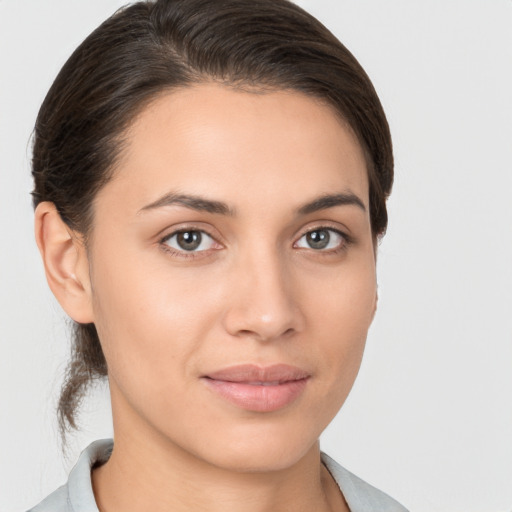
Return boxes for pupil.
[177,231,201,251]
[307,230,329,249]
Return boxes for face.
[86,84,377,471]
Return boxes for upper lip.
[203,364,310,383]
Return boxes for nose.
[221,249,305,342]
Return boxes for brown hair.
[31,0,393,437]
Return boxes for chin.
[187,420,321,473]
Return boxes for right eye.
[161,230,218,253]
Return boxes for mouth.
[201,364,310,412]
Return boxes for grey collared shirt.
[28,439,408,512]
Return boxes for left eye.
[162,230,216,252]
[295,228,346,251]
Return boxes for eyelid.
[293,225,353,251]
[154,220,220,240]
[156,222,353,259]
[298,220,352,239]
[161,228,213,245]
[158,225,223,257]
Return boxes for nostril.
[234,326,295,342]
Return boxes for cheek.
[307,248,376,330]
[88,242,224,392]
[305,254,376,388]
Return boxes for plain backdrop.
[1,1,511,511]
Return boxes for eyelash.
[158,226,353,259]
[294,227,353,254]
[159,228,219,259]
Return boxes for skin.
[35,84,377,512]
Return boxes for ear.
[34,202,94,324]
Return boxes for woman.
[29,0,407,510]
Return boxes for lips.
[202,364,310,412]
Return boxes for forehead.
[101,84,369,215]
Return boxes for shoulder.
[27,485,70,512]
[321,453,409,512]
[26,439,113,512]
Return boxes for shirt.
[27,439,408,512]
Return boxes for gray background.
[1,1,511,511]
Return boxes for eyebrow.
[138,192,235,216]
[138,191,366,216]
[297,192,366,215]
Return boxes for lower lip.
[202,378,309,412]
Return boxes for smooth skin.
[35,84,377,512]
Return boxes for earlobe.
[34,202,94,324]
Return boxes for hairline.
[81,79,374,247]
